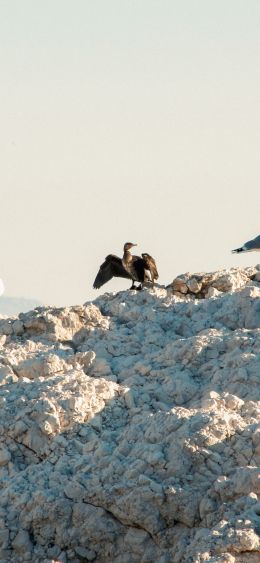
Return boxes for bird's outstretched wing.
[93,254,132,289]
[141,253,159,281]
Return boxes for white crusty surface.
[0,267,259,562]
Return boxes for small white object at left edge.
[0,279,5,296]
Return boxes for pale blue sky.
[1,1,260,305]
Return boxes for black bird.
[93,242,159,290]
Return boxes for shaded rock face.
[0,267,259,562]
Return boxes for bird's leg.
[130,282,136,290]
[136,284,142,291]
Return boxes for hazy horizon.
[1,1,260,306]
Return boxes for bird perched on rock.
[93,243,159,290]
[232,234,260,254]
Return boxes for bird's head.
[124,242,137,251]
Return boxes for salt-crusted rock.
[15,303,109,342]
[0,446,11,465]
[0,365,18,386]
[169,266,259,300]
[0,266,259,562]
[205,286,222,298]
[12,529,32,555]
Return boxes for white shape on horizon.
[0,279,4,296]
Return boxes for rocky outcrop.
[0,267,259,562]
[168,265,260,300]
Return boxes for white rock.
[0,365,18,386]
[0,267,259,562]
[205,286,222,298]
[0,446,11,466]
[12,530,32,554]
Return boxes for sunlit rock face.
[168,265,260,299]
[0,267,259,562]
